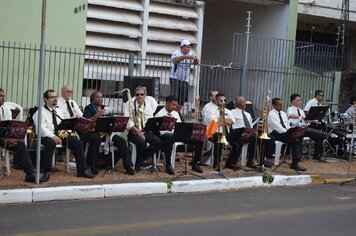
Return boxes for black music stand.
[305,105,329,121]
[172,122,205,180]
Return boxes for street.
[1,183,356,236]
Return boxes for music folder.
[0,120,29,139]
[112,116,129,132]
[173,122,207,142]
[10,109,21,120]
[304,105,329,121]
[144,116,177,133]
[95,116,114,133]
[56,117,95,134]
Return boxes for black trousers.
[270,131,303,163]
[5,141,35,175]
[79,132,101,169]
[159,132,203,167]
[209,132,224,166]
[227,128,256,165]
[42,136,87,173]
[112,134,133,169]
[303,130,324,158]
[127,131,162,166]
[170,78,188,105]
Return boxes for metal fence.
[0,35,342,120]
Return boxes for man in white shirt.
[204,93,235,170]
[155,95,203,175]
[33,89,95,182]
[268,97,306,171]
[170,39,199,105]
[345,96,356,117]
[0,88,36,183]
[124,86,162,171]
[57,85,83,119]
[227,96,256,170]
[201,90,218,125]
[304,90,324,112]
[287,93,325,161]
[131,85,158,113]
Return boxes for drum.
[338,113,351,124]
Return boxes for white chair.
[170,142,185,169]
[200,140,215,167]
[302,137,312,159]
[4,102,23,121]
[52,144,71,172]
[240,143,249,166]
[129,142,159,169]
[274,141,288,166]
[0,147,10,175]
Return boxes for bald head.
[61,85,73,101]
[235,96,246,110]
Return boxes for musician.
[287,93,325,161]
[155,95,203,175]
[304,90,324,112]
[204,92,235,170]
[124,86,162,171]
[227,96,256,170]
[131,85,158,113]
[268,97,306,171]
[201,90,218,124]
[345,96,356,117]
[33,89,95,182]
[57,85,83,119]
[0,88,37,183]
[83,91,135,175]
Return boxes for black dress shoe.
[90,167,99,175]
[126,167,135,176]
[25,173,36,183]
[262,160,273,168]
[225,163,240,171]
[56,155,64,162]
[192,163,203,173]
[165,165,175,175]
[77,169,96,178]
[290,163,307,171]
[246,162,257,169]
[40,172,50,182]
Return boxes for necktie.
[278,112,287,129]
[52,109,58,130]
[167,113,172,116]
[297,109,301,116]
[66,100,74,117]
[317,103,320,106]
[242,111,251,128]
[0,107,4,120]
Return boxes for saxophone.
[115,88,138,128]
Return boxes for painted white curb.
[171,179,230,193]
[229,176,264,189]
[271,175,312,186]
[32,185,104,202]
[104,182,168,197]
[0,189,32,204]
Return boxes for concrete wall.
[202,0,296,61]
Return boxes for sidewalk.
[1,153,356,204]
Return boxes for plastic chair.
[240,143,249,166]
[0,147,10,175]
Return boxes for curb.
[0,175,321,205]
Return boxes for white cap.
[180,39,191,47]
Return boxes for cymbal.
[324,102,338,105]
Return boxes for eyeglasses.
[66,90,73,93]
[319,94,324,97]
[135,93,145,97]
[48,96,58,99]
[220,99,227,102]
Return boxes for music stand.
[173,122,205,180]
[305,105,329,121]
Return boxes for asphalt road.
[1,183,356,236]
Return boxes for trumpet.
[218,101,228,145]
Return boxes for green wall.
[0,0,87,109]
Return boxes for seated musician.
[304,90,324,112]
[82,91,135,175]
[267,97,306,171]
[0,88,36,183]
[227,96,257,170]
[124,86,162,171]
[287,93,325,162]
[57,85,83,119]
[155,95,203,175]
[131,85,158,113]
[33,89,95,182]
[203,92,235,170]
[345,96,356,117]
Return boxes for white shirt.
[132,95,158,113]
[201,102,219,125]
[124,100,154,130]
[345,106,356,117]
[170,48,194,82]
[155,107,181,135]
[203,104,235,133]
[0,105,12,121]
[231,108,252,129]
[304,98,321,112]
[57,97,83,119]
[268,109,290,134]
[287,106,305,127]
[33,106,64,138]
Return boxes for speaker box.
[119,76,160,102]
